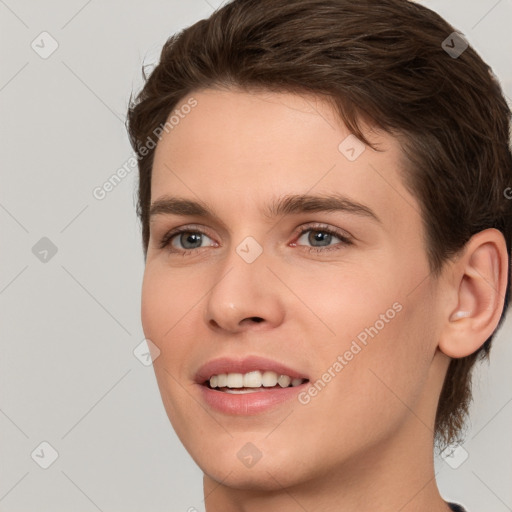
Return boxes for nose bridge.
[203,233,284,330]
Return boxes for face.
[142,88,446,491]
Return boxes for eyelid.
[158,223,216,250]
[158,222,354,252]
[292,222,353,243]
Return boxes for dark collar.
[448,503,467,512]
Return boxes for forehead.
[155,87,372,167]
[151,88,419,228]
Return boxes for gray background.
[0,1,511,511]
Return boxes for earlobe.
[438,229,508,359]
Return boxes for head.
[126,0,512,489]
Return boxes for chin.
[202,461,304,492]
[183,435,303,489]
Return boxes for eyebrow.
[149,193,381,224]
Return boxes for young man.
[126,1,512,510]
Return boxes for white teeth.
[277,374,291,387]
[208,370,307,389]
[244,371,262,387]
[262,370,278,387]
[226,373,244,388]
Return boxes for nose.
[203,246,286,333]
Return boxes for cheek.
[322,291,435,431]
[298,264,434,424]
[140,274,165,344]
[140,264,196,341]
[285,261,396,349]
[140,266,200,433]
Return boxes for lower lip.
[197,382,309,415]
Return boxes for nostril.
[250,317,264,323]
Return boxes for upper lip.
[194,355,310,384]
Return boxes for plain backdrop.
[1,1,511,511]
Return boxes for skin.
[141,87,507,511]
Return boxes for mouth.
[201,370,309,394]
[195,355,310,389]
[198,374,310,415]
[194,355,311,413]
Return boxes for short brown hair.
[126,0,512,449]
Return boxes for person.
[126,0,512,510]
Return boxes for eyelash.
[158,223,353,256]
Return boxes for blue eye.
[159,229,216,253]
[158,224,352,255]
[294,226,353,253]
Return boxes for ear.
[438,228,509,358]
